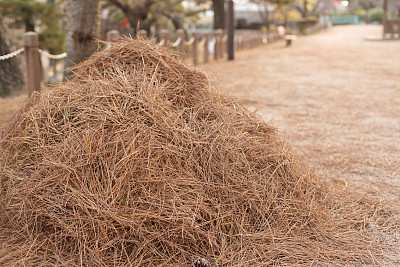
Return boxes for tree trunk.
[21,6,35,32]
[63,0,101,80]
[0,16,24,97]
[127,16,140,35]
[263,4,270,30]
[213,0,225,30]
[24,19,35,32]
[302,0,308,18]
[382,0,387,37]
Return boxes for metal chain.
[39,49,67,60]
[0,48,24,61]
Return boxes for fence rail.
[0,48,24,61]
[1,24,324,97]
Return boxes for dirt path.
[201,25,400,207]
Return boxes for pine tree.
[212,0,225,29]
[0,16,24,97]
[0,0,65,54]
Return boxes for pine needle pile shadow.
[0,37,398,266]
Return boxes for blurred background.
[0,0,399,98]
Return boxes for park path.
[201,25,400,206]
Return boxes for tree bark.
[161,12,184,30]
[213,0,225,30]
[106,0,188,34]
[302,0,308,18]
[258,2,270,30]
[63,0,101,80]
[107,0,157,35]
[0,16,24,97]
[24,18,35,32]
[294,4,308,18]
[20,6,35,32]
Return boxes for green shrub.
[368,8,383,23]
[354,9,367,22]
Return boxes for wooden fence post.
[213,30,219,60]
[218,30,224,59]
[160,29,169,47]
[222,33,227,56]
[383,0,388,38]
[176,29,185,55]
[191,31,198,65]
[239,33,243,50]
[227,0,234,61]
[107,30,119,42]
[203,33,209,64]
[25,32,41,97]
[244,31,248,49]
[249,32,252,48]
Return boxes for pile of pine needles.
[0,37,397,266]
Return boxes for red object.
[124,18,130,27]
[333,0,339,6]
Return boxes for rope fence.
[38,49,67,60]
[0,48,66,61]
[0,48,24,61]
[0,23,324,97]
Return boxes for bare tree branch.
[106,0,189,33]
[106,0,133,14]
